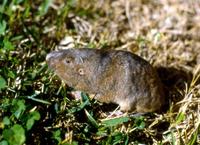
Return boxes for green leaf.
[2,0,7,7]
[26,118,34,130]
[69,92,91,113]
[23,4,30,18]
[188,124,199,145]
[164,131,176,145]
[31,111,40,120]
[112,132,124,145]
[78,100,90,110]
[63,141,78,145]
[3,124,25,145]
[0,76,6,90]
[0,140,8,145]
[3,116,10,125]
[8,70,16,79]
[15,100,26,118]
[136,121,145,130]
[170,131,176,145]
[26,111,41,130]
[176,112,185,124]
[11,35,24,41]
[12,99,26,119]
[3,38,15,50]
[81,92,90,102]
[0,20,6,35]
[124,135,129,145]
[52,130,61,144]
[101,116,130,127]
[14,0,24,4]
[134,116,145,130]
[85,109,98,128]
[39,0,53,15]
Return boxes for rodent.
[46,48,165,113]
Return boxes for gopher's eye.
[64,58,72,64]
[66,60,71,63]
[78,68,84,75]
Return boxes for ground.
[0,0,200,144]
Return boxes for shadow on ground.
[156,66,193,112]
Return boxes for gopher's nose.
[46,52,55,61]
[46,51,63,69]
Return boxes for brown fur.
[46,48,165,113]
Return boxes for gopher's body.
[46,48,164,112]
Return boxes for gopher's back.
[95,50,164,112]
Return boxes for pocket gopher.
[46,48,165,113]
